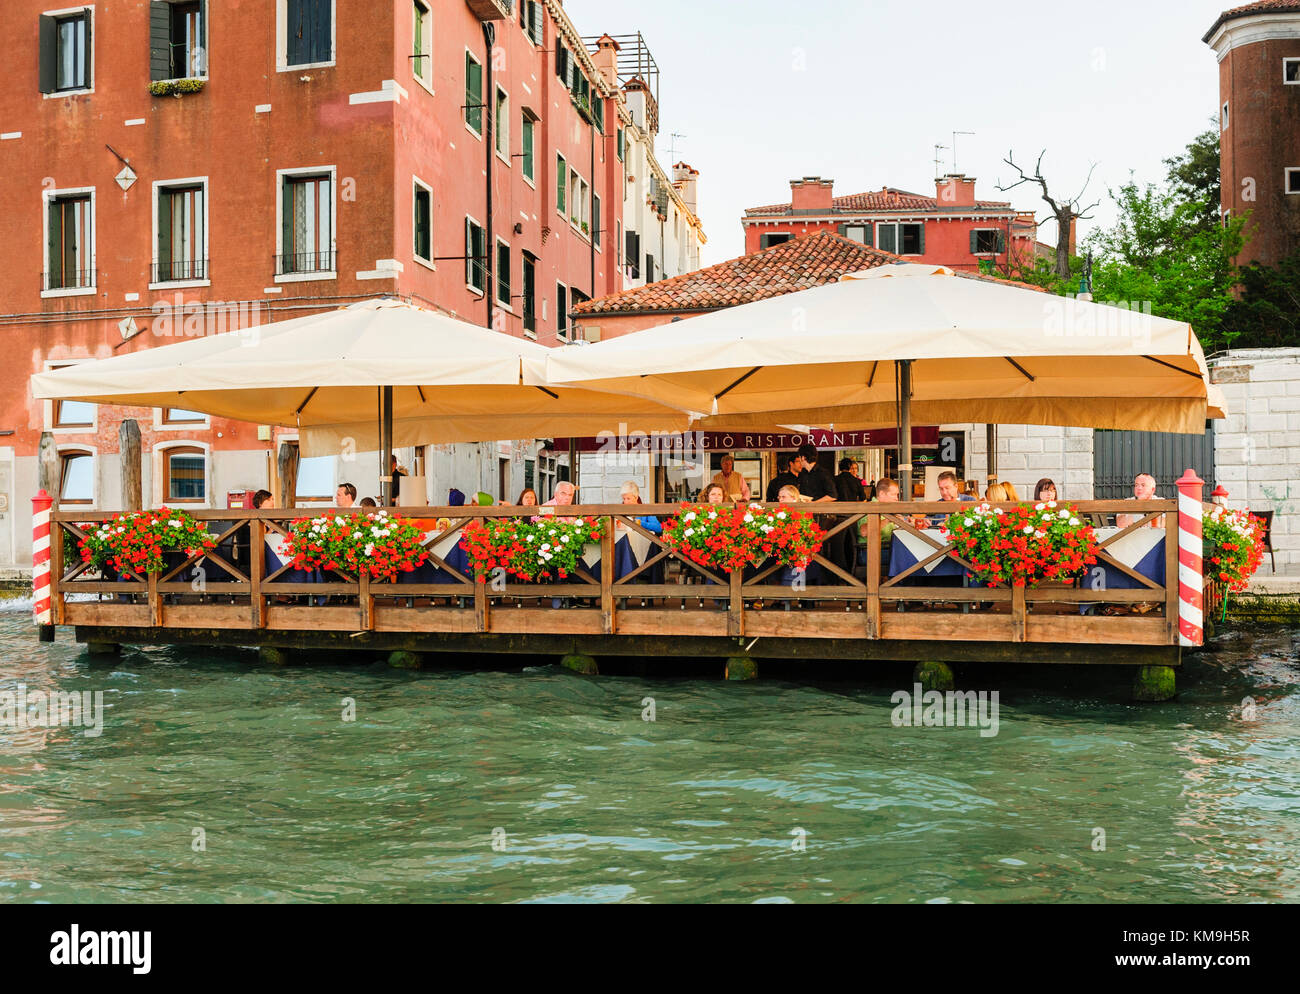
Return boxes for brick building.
[1205,0,1300,268]
[0,1,704,571]
[741,175,1040,273]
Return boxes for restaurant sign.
[571,426,940,453]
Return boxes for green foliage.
[1162,124,1221,234]
[148,78,206,97]
[1221,247,1300,349]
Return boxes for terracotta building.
[741,175,1039,273]
[0,1,704,571]
[1204,0,1300,268]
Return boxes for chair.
[1251,510,1275,573]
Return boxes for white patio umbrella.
[31,299,694,501]
[546,263,1223,493]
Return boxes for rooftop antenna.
[933,143,948,179]
[952,130,975,173]
[668,131,686,163]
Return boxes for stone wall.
[1209,348,1300,575]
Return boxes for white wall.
[1209,348,1300,575]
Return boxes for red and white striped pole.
[1175,469,1204,647]
[32,489,53,628]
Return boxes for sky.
[563,0,1232,266]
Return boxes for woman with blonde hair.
[984,482,1010,504]
[1002,481,1021,502]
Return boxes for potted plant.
[942,500,1097,588]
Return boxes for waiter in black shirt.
[796,443,848,578]
[765,452,803,503]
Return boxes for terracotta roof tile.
[745,186,1013,217]
[1204,0,1300,41]
[573,231,1044,317]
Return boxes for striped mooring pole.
[32,489,54,635]
[1175,469,1205,647]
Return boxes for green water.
[0,606,1296,903]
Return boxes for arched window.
[163,445,207,502]
[59,449,94,505]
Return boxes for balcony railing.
[275,251,336,277]
[152,259,209,283]
[42,269,96,292]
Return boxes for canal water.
[0,600,1296,903]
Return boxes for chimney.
[1067,215,1077,257]
[936,173,977,207]
[673,161,699,217]
[789,176,834,212]
[592,33,620,90]
[623,76,658,139]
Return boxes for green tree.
[1221,248,1300,349]
[1162,123,1221,234]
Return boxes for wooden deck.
[46,500,1184,667]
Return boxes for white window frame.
[274,165,337,283]
[1221,101,1229,131]
[55,444,97,506]
[465,213,486,296]
[555,151,567,217]
[275,0,336,73]
[520,109,537,188]
[556,280,569,340]
[150,175,210,290]
[494,235,512,311]
[153,406,210,431]
[970,227,1004,256]
[42,5,95,98]
[569,168,589,237]
[1285,57,1300,85]
[464,46,484,139]
[41,186,96,299]
[412,175,435,270]
[593,192,602,252]
[153,439,212,508]
[876,221,924,256]
[43,359,98,433]
[1287,168,1300,196]
[494,85,510,164]
[411,0,433,94]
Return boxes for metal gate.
[1093,424,1216,499]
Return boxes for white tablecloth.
[892,529,953,574]
[1093,526,1165,569]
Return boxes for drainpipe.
[483,22,495,330]
[590,116,597,300]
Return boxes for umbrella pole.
[986,423,997,489]
[380,385,394,506]
[898,359,913,500]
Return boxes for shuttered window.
[522,253,537,333]
[413,181,432,263]
[46,194,93,291]
[39,10,92,93]
[837,223,871,246]
[157,183,206,282]
[465,51,483,133]
[970,229,1006,254]
[521,113,536,182]
[557,283,568,337]
[465,218,486,292]
[877,222,925,255]
[760,233,792,249]
[280,174,334,274]
[592,194,601,249]
[286,0,332,66]
[496,240,511,307]
[412,1,430,81]
[150,2,205,81]
[556,153,567,215]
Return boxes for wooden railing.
[47,500,1182,647]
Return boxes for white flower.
[560,535,570,543]
[743,513,754,523]
[526,534,535,543]
[708,511,717,519]
[540,543,552,552]
[684,528,695,538]
[364,543,374,556]
[1069,517,1080,526]
[1035,530,1046,539]
[963,518,974,527]
[684,512,696,522]
[1035,502,1045,511]
[1058,510,1070,519]
[1047,500,1058,509]
[777,511,787,520]
[575,518,586,526]
[1023,525,1034,534]
[168,519,182,529]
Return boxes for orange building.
[0,1,703,571]
[741,175,1039,274]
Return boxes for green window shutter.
[149,2,171,81]
[82,8,93,88]
[38,15,57,92]
[836,223,847,237]
[158,189,174,266]
[281,178,294,263]
[863,224,873,248]
[878,224,896,254]
[917,224,925,255]
[522,116,534,179]
[997,230,1007,253]
[465,54,482,131]
[556,156,565,213]
[970,230,979,254]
